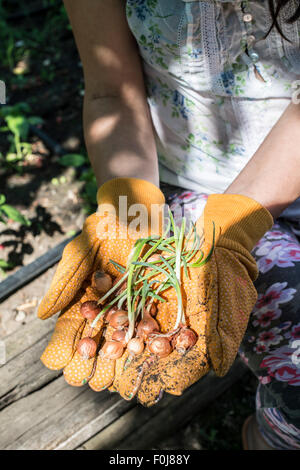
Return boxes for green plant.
[0,1,69,71]
[90,213,214,340]
[0,102,43,168]
[0,193,31,276]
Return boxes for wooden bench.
[0,246,248,450]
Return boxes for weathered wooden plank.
[0,264,57,339]
[0,334,61,410]
[3,316,56,363]
[0,357,247,450]
[2,376,134,450]
[0,297,248,450]
[80,358,248,450]
[0,315,60,410]
[55,397,134,450]
[0,306,133,449]
[0,233,78,302]
[0,376,81,449]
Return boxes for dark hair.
[267,0,300,40]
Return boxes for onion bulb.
[144,303,157,317]
[127,337,144,356]
[77,337,97,359]
[148,337,172,358]
[105,306,118,323]
[100,340,124,360]
[173,328,197,353]
[136,317,159,339]
[112,328,127,346]
[80,301,101,321]
[109,310,129,329]
[147,254,161,263]
[93,270,112,294]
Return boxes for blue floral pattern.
[126,0,300,213]
[163,184,300,449]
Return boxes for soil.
[0,6,88,339]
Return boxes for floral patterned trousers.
[162,183,300,450]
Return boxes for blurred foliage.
[0,193,31,276]
[0,0,72,276]
[0,0,97,210]
[0,0,96,213]
[0,0,69,75]
[0,102,43,170]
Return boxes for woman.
[38,0,300,449]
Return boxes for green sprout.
[91,212,215,339]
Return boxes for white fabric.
[126,0,300,219]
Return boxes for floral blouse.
[126,0,300,219]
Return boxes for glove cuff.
[97,178,166,237]
[204,193,273,252]
[97,177,165,214]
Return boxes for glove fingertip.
[40,349,68,371]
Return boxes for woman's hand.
[38,178,165,389]
[39,189,273,404]
[110,194,273,406]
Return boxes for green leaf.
[6,153,20,162]
[83,181,97,201]
[0,259,13,269]
[6,115,29,140]
[0,194,6,205]
[148,292,166,302]
[0,204,31,226]
[59,153,86,167]
[65,229,77,238]
[108,259,126,273]
[79,168,96,182]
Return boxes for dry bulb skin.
[148,336,172,358]
[144,302,157,317]
[93,270,113,294]
[105,306,118,323]
[112,328,128,346]
[77,337,97,359]
[172,327,198,354]
[136,317,159,340]
[127,337,144,356]
[100,340,124,360]
[147,254,162,263]
[109,310,129,329]
[80,301,101,321]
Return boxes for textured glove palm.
[38,177,165,390]
[110,194,273,405]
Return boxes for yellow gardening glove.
[38,177,165,389]
[111,194,273,406]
